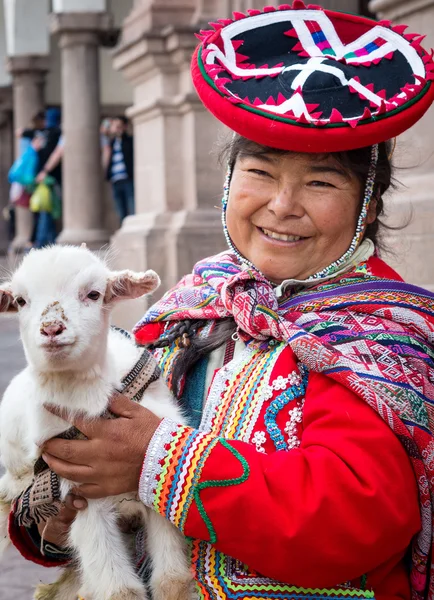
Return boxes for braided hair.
[150,318,237,398]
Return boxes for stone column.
[50,12,112,248]
[369,0,434,290]
[6,55,49,250]
[111,1,225,328]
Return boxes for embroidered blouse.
[137,335,420,600]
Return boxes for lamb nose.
[41,322,66,337]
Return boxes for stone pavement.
[0,313,61,599]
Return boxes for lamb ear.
[0,285,18,313]
[104,270,161,304]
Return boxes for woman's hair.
[219,135,395,250]
[152,135,397,394]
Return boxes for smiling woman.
[225,143,371,282]
[7,5,434,600]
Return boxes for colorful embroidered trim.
[191,541,376,600]
[194,439,250,543]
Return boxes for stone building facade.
[0,0,134,253]
[0,0,433,329]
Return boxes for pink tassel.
[285,28,299,38]
[329,108,344,123]
[253,97,264,107]
[277,92,287,104]
[307,4,323,9]
[297,113,309,124]
[377,20,392,28]
[372,58,382,65]
[361,107,372,120]
[348,118,359,129]
[265,96,277,105]
[306,103,320,112]
[206,66,225,75]
[236,53,250,63]
[298,51,311,58]
[232,40,244,50]
[377,101,387,115]
[263,6,277,12]
[209,22,223,31]
[194,33,205,41]
[292,0,306,8]
[247,9,261,16]
[310,111,323,119]
[233,11,247,20]
[384,52,395,60]
[278,4,293,9]
[414,74,427,86]
[394,95,407,106]
[292,41,304,52]
[392,24,408,36]
[377,89,387,99]
[218,19,233,26]
[404,32,419,42]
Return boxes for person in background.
[102,115,135,223]
[32,109,63,248]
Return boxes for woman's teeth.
[261,228,303,242]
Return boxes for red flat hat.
[191,2,434,152]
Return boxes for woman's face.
[226,151,375,284]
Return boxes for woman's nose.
[267,188,303,220]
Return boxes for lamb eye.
[16,297,26,307]
[87,291,101,301]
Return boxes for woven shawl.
[15,334,160,532]
[135,250,434,600]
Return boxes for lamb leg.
[69,498,147,600]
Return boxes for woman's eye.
[15,297,26,307]
[87,291,101,301]
[248,169,270,177]
[310,180,335,188]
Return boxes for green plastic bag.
[30,183,52,213]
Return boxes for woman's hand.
[37,493,87,546]
[42,394,162,500]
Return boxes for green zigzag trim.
[194,439,250,544]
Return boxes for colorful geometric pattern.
[136,250,434,600]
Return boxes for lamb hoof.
[34,582,66,600]
[34,569,80,600]
[108,589,148,600]
[151,578,193,600]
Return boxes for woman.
[8,4,434,600]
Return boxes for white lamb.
[0,245,192,600]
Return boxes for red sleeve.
[139,372,420,588]
[8,502,70,567]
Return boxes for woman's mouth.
[259,227,306,243]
